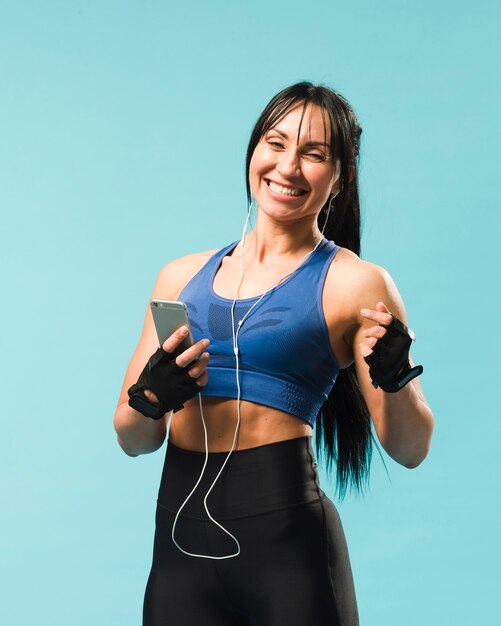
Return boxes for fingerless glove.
[128,348,202,419]
[363,314,423,393]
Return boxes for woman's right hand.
[143,326,210,406]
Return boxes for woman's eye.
[305,152,326,161]
[268,140,284,149]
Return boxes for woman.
[114,82,435,626]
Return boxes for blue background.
[1,1,499,624]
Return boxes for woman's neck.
[235,214,323,264]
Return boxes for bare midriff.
[167,396,313,452]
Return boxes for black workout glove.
[363,313,423,393]
[127,347,202,419]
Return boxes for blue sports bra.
[178,238,341,427]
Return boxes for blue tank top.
[178,238,341,427]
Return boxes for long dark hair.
[245,81,385,500]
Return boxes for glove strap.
[376,360,424,393]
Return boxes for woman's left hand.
[358,300,393,357]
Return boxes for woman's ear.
[330,160,343,196]
[332,165,355,194]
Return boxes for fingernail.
[361,309,369,315]
[202,339,210,347]
[180,327,188,336]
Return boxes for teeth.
[268,181,304,197]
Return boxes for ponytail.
[316,168,384,501]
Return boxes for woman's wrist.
[114,401,168,456]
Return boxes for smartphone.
[150,299,195,353]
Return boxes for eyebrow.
[268,127,329,148]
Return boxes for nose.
[276,146,301,178]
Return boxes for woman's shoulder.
[152,246,223,300]
[164,246,222,274]
[328,246,398,302]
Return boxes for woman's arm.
[114,253,213,456]
[350,264,435,469]
[114,263,179,457]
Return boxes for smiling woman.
[114,81,434,626]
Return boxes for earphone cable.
[171,194,335,558]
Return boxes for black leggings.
[143,435,359,626]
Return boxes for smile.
[266,179,307,197]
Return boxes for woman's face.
[249,102,340,228]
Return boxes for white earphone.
[171,192,338,559]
